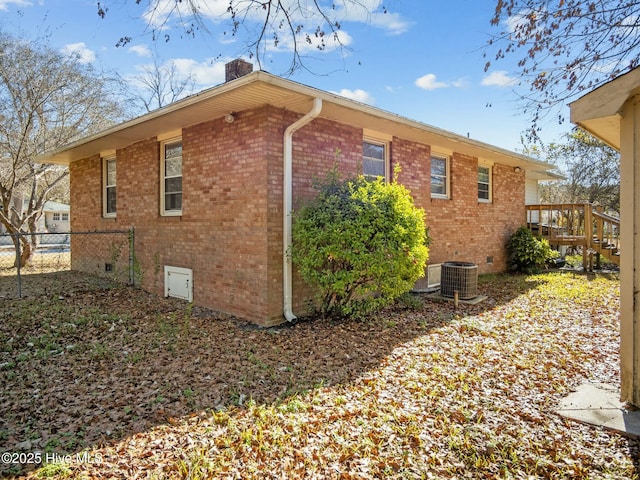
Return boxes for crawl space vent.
[413,263,442,292]
[164,266,193,302]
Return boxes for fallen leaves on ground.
[0,270,638,478]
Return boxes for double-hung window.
[478,165,492,202]
[161,138,183,215]
[363,139,388,181]
[103,156,117,217]
[430,154,449,198]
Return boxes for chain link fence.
[0,229,134,298]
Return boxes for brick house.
[43,60,555,326]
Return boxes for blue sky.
[0,0,573,153]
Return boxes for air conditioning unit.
[440,261,478,299]
[412,263,441,292]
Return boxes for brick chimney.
[225,59,253,82]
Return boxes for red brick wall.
[70,105,525,325]
[71,108,277,325]
[390,141,524,273]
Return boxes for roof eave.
[39,70,553,172]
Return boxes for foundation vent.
[164,266,193,302]
[412,263,442,292]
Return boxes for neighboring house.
[0,199,70,234]
[41,201,71,233]
[41,59,556,326]
[524,170,566,227]
[569,67,640,406]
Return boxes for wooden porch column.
[570,67,640,406]
[619,95,640,406]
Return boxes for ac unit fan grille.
[440,261,478,299]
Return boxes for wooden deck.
[526,203,620,269]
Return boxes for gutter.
[283,98,323,323]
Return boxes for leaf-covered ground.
[1,270,638,478]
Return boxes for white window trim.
[363,137,390,182]
[430,153,450,199]
[102,155,117,218]
[160,137,183,217]
[478,164,492,203]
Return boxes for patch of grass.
[176,448,213,480]
[36,462,72,478]
[90,342,113,360]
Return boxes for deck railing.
[525,203,620,268]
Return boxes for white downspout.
[283,98,322,322]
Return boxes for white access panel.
[426,263,442,288]
[412,263,442,292]
[164,266,193,302]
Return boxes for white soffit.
[570,68,640,151]
[40,70,552,172]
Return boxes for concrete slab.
[424,292,488,305]
[556,382,640,439]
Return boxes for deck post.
[584,203,593,271]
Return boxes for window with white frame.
[430,154,449,198]
[478,165,492,202]
[363,140,388,180]
[61,213,69,221]
[53,213,60,221]
[103,156,117,217]
[160,138,183,215]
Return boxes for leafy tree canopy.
[527,128,620,214]
[487,0,640,139]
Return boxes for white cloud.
[61,42,96,64]
[143,0,230,29]
[415,73,449,91]
[170,58,228,86]
[331,88,375,105]
[368,11,411,35]
[336,0,410,35]
[451,78,471,89]
[482,70,518,87]
[504,9,535,34]
[0,0,31,11]
[131,57,235,88]
[129,45,152,58]
[142,0,408,44]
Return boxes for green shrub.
[291,166,430,318]
[507,226,559,273]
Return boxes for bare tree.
[97,0,389,74]
[0,30,125,266]
[128,53,197,112]
[486,0,640,139]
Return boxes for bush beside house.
[292,167,430,318]
[507,226,559,273]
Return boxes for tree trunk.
[9,233,36,268]
[18,238,33,268]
